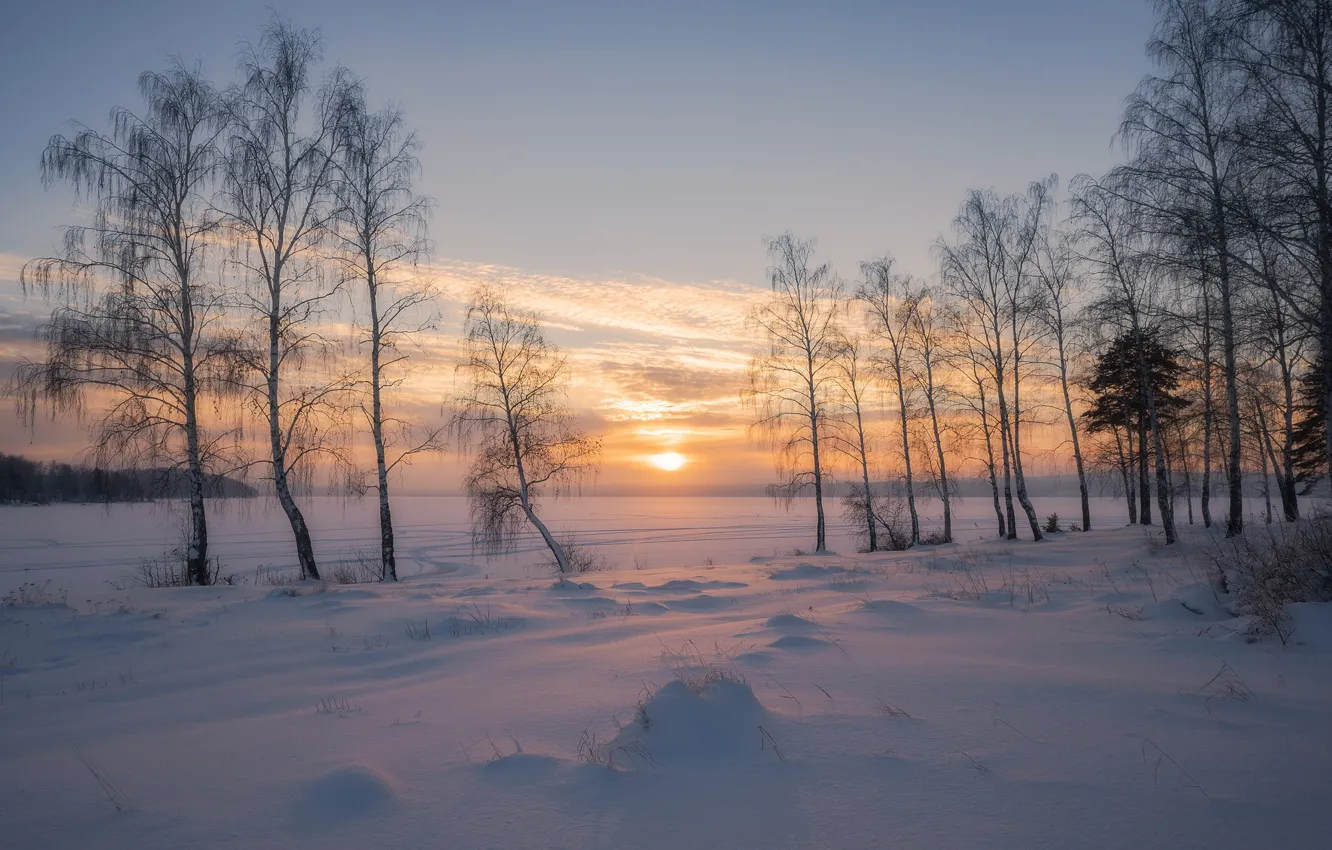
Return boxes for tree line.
[12,17,595,585]
[0,452,256,505]
[745,0,1332,552]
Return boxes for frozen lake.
[0,493,1290,596]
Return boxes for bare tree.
[910,290,953,543]
[1242,236,1306,520]
[1033,216,1093,531]
[15,64,233,585]
[451,286,600,574]
[829,333,880,552]
[743,233,844,553]
[938,189,1043,540]
[1071,176,1179,543]
[948,306,1007,538]
[1006,179,1056,541]
[1117,0,1247,535]
[1231,0,1332,509]
[222,19,356,580]
[857,257,920,545]
[333,94,440,581]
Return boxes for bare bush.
[1203,514,1332,643]
[1,581,67,607]
[129,549,227,588]
[544,533,606,575]
[253,565,298,586]
[329,549,384,585]
[844,487,912,552]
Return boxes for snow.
[1,496,1330,849]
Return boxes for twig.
[758,725,785,760]
[1141,738,1210,799]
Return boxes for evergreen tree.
[1083,329,1190,522]
[1292,353,1327,492]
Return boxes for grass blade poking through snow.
[73,747,132,812]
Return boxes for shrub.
[128,549,228,588]
[842,485,912,551]
[1043,513,1062,534]
[329,548,383,584]
[545,533,607,574]
[1,580,67,607]
[1203,514,1332,643]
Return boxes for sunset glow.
[647,452,687,472]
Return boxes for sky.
[0,0,1158,494]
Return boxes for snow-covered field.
[2,497,1330,849]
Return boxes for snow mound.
[549,580,598,592]
[614,678,767,763]
[629,600,670,614]
[855,599,922,615]
[1286,602,1332,649]
[669,594,729,611]
[292,765,396,824]
[614,579,747,593]
[768,634,833,650]
[763,613,817,631]
[654,579,747,592]
[767,563,847,580]
[1141,583,1230,621]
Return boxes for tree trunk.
[268,285,319,581]
[524,502,568,573]
[1177,422,1194,526]
[1132,326,1175,543]
[994,360,1019,540]
[1201,340,1214,529]
[1220,265,1243,537]
[1138,416,1152,526]
[855,405,877,552]
[1145,385,1176,544]
[508,412,568,573]
[1259,430,1273,525]
[1009,347,1042,541]
[811,426,827,553]
[977,379,1005,538]
[1113,423,1136,524]
[181,320,210,586]
[924,362,951,543]
[893,362,919,545]
[1058,343,1090,532]
[808,371,827,553]
[367,262,397,581]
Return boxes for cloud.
[427,259,767,346]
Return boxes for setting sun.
[647,452,687,472]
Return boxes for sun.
[647,452,687,472]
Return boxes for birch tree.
[910,290,954,543]
[1034,220,1093,531]
[939,189,1043,540]
[451,286,600,574]
[856,257,920,546]
[333,95,440,581]
[829,334,881,552]
[743,233,844,553]
[222,19,356,580]
[16,64,234,585]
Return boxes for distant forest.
[0,453,257,505]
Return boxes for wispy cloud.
[428,259,766,345]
